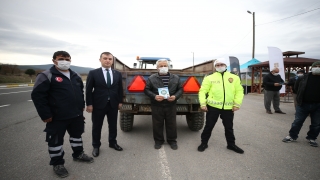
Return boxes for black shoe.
[170,143,178,150]
[275,110,286,114]
[73,151,94,163]
[53,165,69,178]
[154,144,162,149]
[198,143,208,152]
[227,145,244,154]
[109,144,123,151]
[266,110,273,114]
[92,148,99,157]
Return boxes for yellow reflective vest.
[199,71,244,110]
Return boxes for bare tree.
[7,64,18,75]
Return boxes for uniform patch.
[55,77,63,82]
[228,78,233,83]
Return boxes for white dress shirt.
[101,67,113,85]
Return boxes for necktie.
[106,69,111,87]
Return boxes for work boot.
[53,165,69,178]
[73,151,94,163]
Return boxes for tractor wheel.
[186,112,204,131]
[120,112,134,132]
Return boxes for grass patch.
[0,74,36,84]
[241,79,252,86]
[0,74,87,84]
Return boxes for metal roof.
[282,51,305,57]
[248,57,320,68]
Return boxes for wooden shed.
[248,51,320,94]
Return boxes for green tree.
[25,69,36,77]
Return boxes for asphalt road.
[0,87,319,180]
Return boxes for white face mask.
[159,67,168,74]
[297,74,303,77]
[273,73,279,76]
[56,60,71,70]
[216,66,226,73]
[312,67,320,75]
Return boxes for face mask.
[312,67,320,75]
[273,73,279,76]
[216,66,226,73]
[159,67,168,74]
[297,74,303,77]
[56,60,71,70]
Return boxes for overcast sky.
[0,0,319,69]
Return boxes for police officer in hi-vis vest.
[197,58,245,154]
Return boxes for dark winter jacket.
[144,72,183,106]
[287,76,299,94]
[262,72,284,91]
[31,66,85,121]
[295,72,320,105]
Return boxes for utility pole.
[247,11,255,59]
[192,52,194,72]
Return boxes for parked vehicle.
[112,56,215,132]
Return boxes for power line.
[221,30,252,57]
[257,7,320,26]
[221,6,320,58]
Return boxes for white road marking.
[0,104,10,108]
[0,90,32,95]
[28,100,33,101]
[158,148,172,180]
[0,86,32,89]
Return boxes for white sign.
[267,47,285,93]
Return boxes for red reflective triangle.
[127,75,146,92]
[183,76,200,93]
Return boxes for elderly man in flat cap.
[282,61,320,147]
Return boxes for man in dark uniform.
[32,51,93,178]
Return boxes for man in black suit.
[86,52,124,157]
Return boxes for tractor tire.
[120,112,134,132]
[186,112,204,131]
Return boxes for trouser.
[289,102,320,140]
[292,93,297,110]
[264,90,281,111]
[44,116,85,166]
[201,106,235,145]
[151,104,177,145]
[92,101,118,148]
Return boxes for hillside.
[18,64,94,74]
